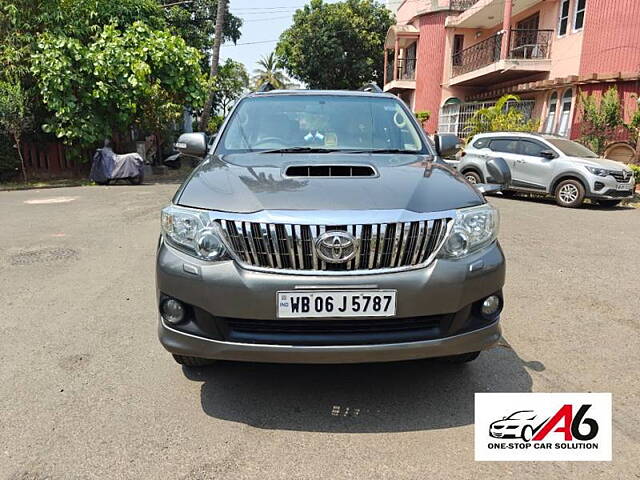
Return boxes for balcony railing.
[449,0,478,10]
[396,57,417,81]
[452,32,503,77]
[451,29,553,77]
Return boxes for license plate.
[616,183,632,191]
[277,290,397,318]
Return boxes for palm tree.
[252,52,292,90]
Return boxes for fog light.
[161,298,185,325]
[481,295,501,317]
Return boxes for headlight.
[440,204,499,259]
[585,166,608,177]
[161,205,229,261]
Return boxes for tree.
[578,87,625,155]
[464,95,539,140]
[275,0,394,89]
[252,52,291,90]
[161,0,242,67]
[0,79,30,182]
[199,0,227,131]
[32,22,206,147]
[212,59,249,116]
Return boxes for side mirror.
[486,157,512,185]
[435,134,462,158]
[540,149,556,159]
[175,132,207,158]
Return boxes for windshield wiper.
[259,147,340,154]
[342,148,419,154]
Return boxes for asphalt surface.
[0,184,638,479]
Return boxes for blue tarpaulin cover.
[90,147,144,183]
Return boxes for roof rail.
[359,83,383,93]
[258,82,276,93]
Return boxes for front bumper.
[156,239,505,363]
[587,175,635,199]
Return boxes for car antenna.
[359,83,383,93]
[258,82,276,93]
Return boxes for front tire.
[172,354,216,367]
[463,171,482,185]
[598,199,621,208]
[554,179,585,208]
[128,175,144,185]
[521,425,534,442]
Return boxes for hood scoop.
[285,165,377,178]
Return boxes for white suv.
[458,132,636,208]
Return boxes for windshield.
[507,411,535,420]
[546,138,598,158]
[217,94,426,155]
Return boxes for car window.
[546,138,598,158]
[520,140,547,157]
[472,137,489,149]
[489,139,518,154]
[218,95,426,154]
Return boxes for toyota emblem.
[315,231,358,263]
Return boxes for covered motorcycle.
[90,146,145,185]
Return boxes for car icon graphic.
[489,410,549,442]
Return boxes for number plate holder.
[277,290,397,318]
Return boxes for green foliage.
[207,116,225,134]
[32,22,206,146]
[414,111,430,125]
[162,0,242,63]
[0,79,30,181]
[276,0,394,89]
[579,87,624,155]
[464,95,539,140]
[629,164,640,183]
[252,52,292,90]
[0,133,21,182]
[212,59,249,116]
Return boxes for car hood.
[565,156,630,170]
[176,153,484,213]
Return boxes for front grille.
[603,189,634,198]
[609,171,632,182]
[218,218,451,273]
[225,316,451,345]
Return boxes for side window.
[520,140,547,157]
[489,139,518,153]
[472,137,489,149]
[558,0,570,36]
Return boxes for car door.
[487,138,520,182]
[514,139,556,190]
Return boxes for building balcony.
[383,24,419,92]
[448,29,553,87]
[448,0,479,11]
[446,0,544,29]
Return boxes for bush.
[0,133,21,182]
[630,164,640,184]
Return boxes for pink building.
[383,0,640,158]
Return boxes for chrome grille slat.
[217,217,452,273]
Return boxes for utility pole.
[199,0,227,131]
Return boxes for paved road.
[1,184,638,479]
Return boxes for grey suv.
[459,132,636,208]
[157,88,509,366]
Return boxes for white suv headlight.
[161,205,229,261]
[440,204,499,259]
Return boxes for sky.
[221,0,339,76]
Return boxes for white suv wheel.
[558,184,579,203]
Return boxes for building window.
[438,98,462,134]
[556,89,573,137]
[574,0,586,31]
[558,0,570,36]
[544,92,558,133]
